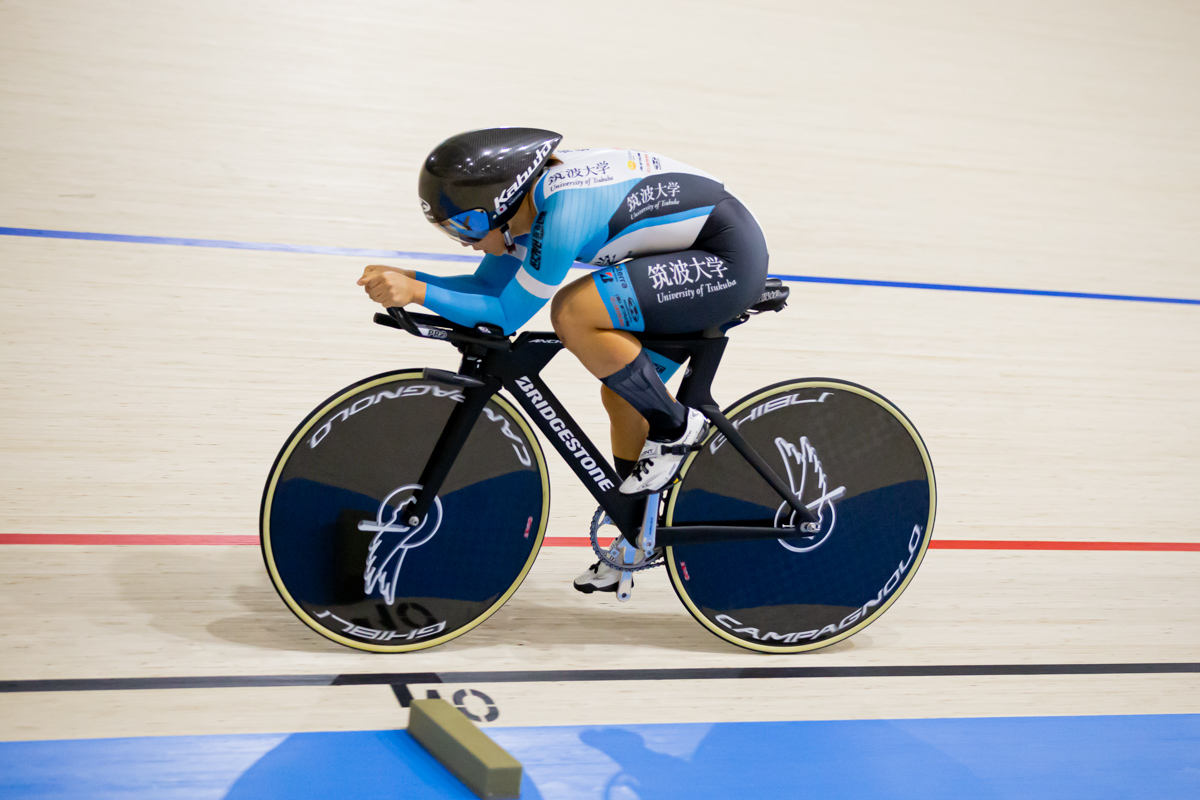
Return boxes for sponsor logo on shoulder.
[625,151,659,173]
[529,212,546,269]
[545,158,614,192]
[625,180,682,219]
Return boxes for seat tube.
[674,337,727,409]
[405,377,499,524]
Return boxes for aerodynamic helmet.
[418,127,563,246]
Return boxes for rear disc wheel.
[665,378,936,653]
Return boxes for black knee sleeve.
[601,350,686,440]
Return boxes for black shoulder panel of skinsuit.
[418,127,563,229]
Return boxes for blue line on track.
[4,225,1198,306]
[0,226,481,263]
[773,273,1200,305]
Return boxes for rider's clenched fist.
[357,265,425,308]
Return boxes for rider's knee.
[600,383,623,413]
[550,289,577,340]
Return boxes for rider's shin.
[601,350,687,441]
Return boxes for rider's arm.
[413,254,516,296]
[414,252,530,334]
[415,190,599,334]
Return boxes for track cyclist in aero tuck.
[358,128,770,593]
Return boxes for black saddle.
[748,278,789,314]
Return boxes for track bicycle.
[259,279,936,653]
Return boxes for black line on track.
[390,683,415,708]
[3,663,1198,694]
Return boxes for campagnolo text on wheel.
[259,128,937,653]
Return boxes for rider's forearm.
[422,283,517,334]
[413,271,492,295]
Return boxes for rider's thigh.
[614,248,764,334]
[590,198,770,335]
[550,273,609,334]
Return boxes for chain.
[589,505,665,573]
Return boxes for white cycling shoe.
[572,556,624,593]
[572,536,660,594]
[573,536,628,593]
[618,408,708,496]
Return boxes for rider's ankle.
[613,456,637,481]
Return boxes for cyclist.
[358,127,769,593]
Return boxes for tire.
[664,379,936,653]
[260,370,550,652]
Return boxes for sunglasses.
[434,208,490,244]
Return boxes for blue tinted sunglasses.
[434,209,490,244]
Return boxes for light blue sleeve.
[415,253,522,332]
[416,188,607,334]
[414,254,517,295]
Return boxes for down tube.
[502,373,642,537]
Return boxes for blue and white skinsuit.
[414,148,770,381]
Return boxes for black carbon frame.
[381,310,816,542]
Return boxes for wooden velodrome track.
[1,0,1198,794]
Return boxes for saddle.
[748,277,789,314]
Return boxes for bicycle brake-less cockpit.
[260,279,936,653]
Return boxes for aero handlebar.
[376,306,510,350]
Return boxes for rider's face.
[466,227,507,256]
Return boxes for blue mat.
[1,714,1197,799]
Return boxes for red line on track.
[542,536,624,548]
[929,539,1200,552]
[0,534,1197,551]
[0,534,260,546]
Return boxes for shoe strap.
[658,442,704,456]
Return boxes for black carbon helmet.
[418,127,563,244]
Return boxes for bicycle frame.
[378,308,819,544]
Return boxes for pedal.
[640,492,659,559]
[617,570,633,602]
